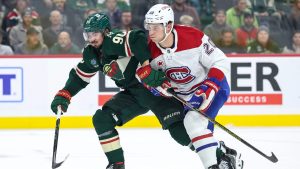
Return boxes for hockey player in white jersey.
[136,4,244,169]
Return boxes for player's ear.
[166,22,173,33]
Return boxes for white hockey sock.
[184,111,218,169]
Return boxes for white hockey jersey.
[148,25,230,99]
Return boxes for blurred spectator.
[115,8,138,32]
[52,0,78,31]
[247,25,281,53]
[67,0,95,13]
[50,31,80,54]
[103,0,122,28]
[235,11,258,47]
[96,0,130,11]
[129,0,158,29]
[2,0,39,32]
[179,14,194,26]
[42,10,72,48]
[1,0,17,11]
[226,0,258,29]
[30,0,54,28]
[217,27,245,54]
[171,0,201,29]
[73,8,98,49]
[9,8,43,49]
[213,0,236,11]
[288,0,300,31]
[0,3,5,29]
[0,30,13,54]
[282,31,300,53]
[204,10,232,44]
[193,0,214,27]
[14,27,48,54]
[199,0,214,16]
[250,0,282,17]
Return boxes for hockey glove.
[136,65,167,87]
[186,67,225,112]
[51,90,72,114]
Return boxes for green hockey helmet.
[83,12,111,33]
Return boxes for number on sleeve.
[203,38,216,55]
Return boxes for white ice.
[0,127,299,169]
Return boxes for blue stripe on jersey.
[195,142,218,153]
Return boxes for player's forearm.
[63,69,89,96]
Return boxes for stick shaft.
[52,107,62,169]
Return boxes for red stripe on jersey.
[76,68,95,78]
[101,137,120,144]
[192,133,213,143]
[208,68,225,81]
[125,33,132,57]
[174,25,204,53]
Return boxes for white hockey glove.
[186,68,224,112]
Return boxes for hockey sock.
[98,129,124,163]
[93,109,124,163]
[184,111,218,168]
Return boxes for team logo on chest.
[165,66,195,84]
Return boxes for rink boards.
[0,54,300,128]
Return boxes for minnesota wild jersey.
[63,29,150,96]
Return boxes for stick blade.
[268,152,278,163]
[52,154,69,169]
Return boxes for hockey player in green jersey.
[50,13,192,169]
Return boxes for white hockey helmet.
[144,4,174,43]
[144,4,174,27]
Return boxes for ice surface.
[0,127,299,169]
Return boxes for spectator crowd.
[0,0,300,55]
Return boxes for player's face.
[145,23,165,43]
[83,32,104,48]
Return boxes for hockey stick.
[155,87,278,163]
[52,106,69,169]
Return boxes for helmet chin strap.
[159,23,174,44]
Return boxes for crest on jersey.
[165,66,195,84]
[103,60,125,80]
[157,60,165,68]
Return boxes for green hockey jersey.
[63,29,151,96]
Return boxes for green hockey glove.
[50,90,72,114]
[136,65,167,87]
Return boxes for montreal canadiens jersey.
[148,25,230,97]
